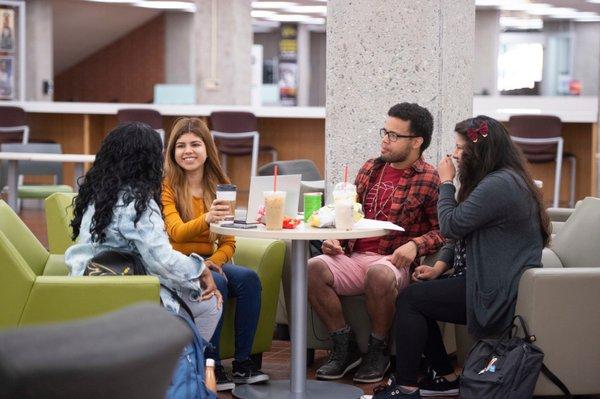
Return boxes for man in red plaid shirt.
[308,103,444,384]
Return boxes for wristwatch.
[440,180,454,185]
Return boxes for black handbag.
[84,249,197,321]
[84,249,147,276]
[460,315,571,399]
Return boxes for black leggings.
[394,275,467,386]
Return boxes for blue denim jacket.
[65,192,205,313]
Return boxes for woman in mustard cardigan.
[162,117,268,391]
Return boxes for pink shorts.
[314,252,410,296]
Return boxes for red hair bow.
[467,121,489,143]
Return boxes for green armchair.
[44,193,286,360]
[0,199,159,329]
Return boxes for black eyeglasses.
[379,128,416,142]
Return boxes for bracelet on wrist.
[440,180,454,185]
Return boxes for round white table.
[211,222,388,399]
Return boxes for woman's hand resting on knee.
[199,268,223,309]
[411,261,448,282]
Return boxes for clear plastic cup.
[263,191,286,230]
[333,182,356,230]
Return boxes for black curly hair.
[70,122,164,242]
[388,102,434,153]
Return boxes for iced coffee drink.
[216,184,236,221]
[264,191,286,230]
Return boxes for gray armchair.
[0,303,191,399]
[456,197,600,396]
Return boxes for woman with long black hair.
[65,122,222,340]
[367,116,550,399]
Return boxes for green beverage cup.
[303,192,323,222]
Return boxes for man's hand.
[411,261,447,282]
[387,241,418,269]
[322,239,344,256]
[199,268,223,309]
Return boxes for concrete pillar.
[326,0,475,191]
[474,9,500,95]
[193,0,252,105]
[25,0,53,101]
[573,22,600,96]
[296,24,310,107]
[592,27,600,197]
[165,12,194,84]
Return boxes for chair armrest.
[515,267,600,395]
[19,276,160,326]
[546,207,574,222]
[541,247,563,268]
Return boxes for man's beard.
[379,147,411,164]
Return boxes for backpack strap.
[541,363,572,399]
[161,284,195,321]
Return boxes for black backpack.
[460,315,571,399]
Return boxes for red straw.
[274,165,278,192]
[344,165,348,185]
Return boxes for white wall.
[474,9,499,95]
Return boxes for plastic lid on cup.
[216,184,236,191]
[206,358,215,367]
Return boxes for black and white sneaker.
[419,374,459,397]
[360,375,421,399]
[232,358,270,385]
[215,365,235,391]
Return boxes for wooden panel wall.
[22,114,597,209]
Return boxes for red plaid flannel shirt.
[347,158,444,257]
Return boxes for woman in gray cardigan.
[367,116,550,399]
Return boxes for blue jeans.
[205,263,262,363]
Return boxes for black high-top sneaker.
[353,335,390,383]
[316,328,362,380]
[215,364,235,391]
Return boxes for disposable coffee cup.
[216,184,236,221]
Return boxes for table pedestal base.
[232,380,364,399]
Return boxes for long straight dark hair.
[455,115,550,247]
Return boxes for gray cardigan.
[437,169,543,338]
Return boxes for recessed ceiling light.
[499,16,543,30]
[283,5,327,14]
[499,2,552,12]
[251,10,278,18]
[528,7,576,16]
[576,16,600,21]
[263,13,324,23]
[252,1,298,9]
[86,0,137,3]
[550,11,597,19]
[134,1,196,12]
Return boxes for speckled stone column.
[194,0,252,105]
[325,0,474,193]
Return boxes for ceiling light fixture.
[499,16,543,30]
[252,1,299,9]
[282,5,327,14]
[86,0,137,3]
[134,1,196,12]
